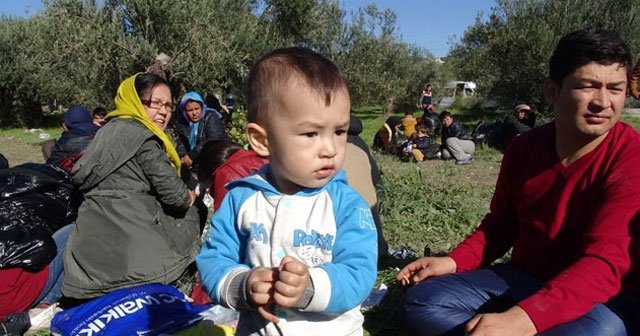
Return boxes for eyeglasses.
[141,99,175,111]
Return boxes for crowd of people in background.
[1,27,640,336]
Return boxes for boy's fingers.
[273,291,300,307]
[251,292,273,305]
[250,267,279,283]
[280,257,309,277]
[250,280,275,295]
[257,305,280,324]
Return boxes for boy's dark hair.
[439,110,452,119]
[246,47,348,124]
[416,124,430,135]
[205,94,223,111]
[135,73,171,100]
[92,107,107,118]
[549,29,632,85]
[197,140,243,188]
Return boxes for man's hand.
[274,256,310,308]
[246,267,279,323]
[465,306,537,336]
[396,256,457,285]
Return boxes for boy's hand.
[181,154,193,168]
[274,256,310,308]
[247,267,280,323]
[396,256,456,285]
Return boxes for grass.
[8,109,640,336]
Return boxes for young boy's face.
[263,83,350,195]
[92,115,105,127]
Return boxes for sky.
[0,0,496,58]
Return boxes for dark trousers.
[402,264,637,336]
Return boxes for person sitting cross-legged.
[438,111,475,164]
[397,28,640,336]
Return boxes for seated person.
[45,106,100,173]
[439,111,475,165]
[62,73,199,301]
[205,93,232,130]
[397,28,640,336]
[420,104,441,136]
[0,225,73,334]
[91,107,107,127]
[410,125,441,162]
[345,114,391,258]
[173,92,229,171]
[372,116,404,155]
[402,111,418,139]
[501,103,536,150]
[1,163,77,333]
[196,139,243,198]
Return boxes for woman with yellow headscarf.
[62,73,200,300]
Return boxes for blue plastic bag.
[51,284,212,336]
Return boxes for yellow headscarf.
[106,73,181,174]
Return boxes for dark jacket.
[503,113,533,135]
[414,135,432,150]
[46,130,95,170]
[63,118,200,299]
[173,112,228,162]
[441,121,472,142]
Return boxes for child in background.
[411,124,441,161]
[196,47,377,336]
[91,107,107,127]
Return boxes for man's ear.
[543,79,559,105]
[246,122,270,156]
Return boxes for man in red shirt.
[397,29,640,335]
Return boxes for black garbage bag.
[0,163,76,272]
[473,120,505,150]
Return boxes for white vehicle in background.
[438,81,477,108]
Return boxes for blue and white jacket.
[196,167,377,336]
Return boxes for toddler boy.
[196,47,377,336]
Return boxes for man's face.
[260,83,350,195]
[441,116,453,128]
[546,62,627,142]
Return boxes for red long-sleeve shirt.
[449,121,640,332]
[0,267,48,320]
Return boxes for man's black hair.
[549,29,632,85]
[439,110,452,119]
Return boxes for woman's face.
[185,100,203,122]
[141,84,173,130]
